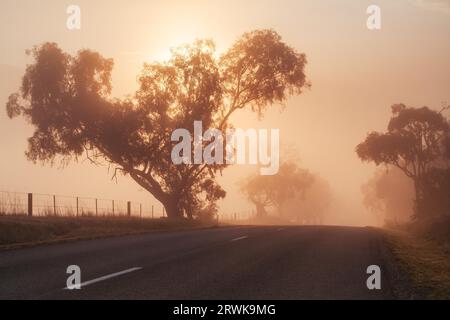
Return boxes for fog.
[361,167,415,225]
[0,0,449,226]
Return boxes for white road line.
[231,236,248,242]
[64,267,142,290]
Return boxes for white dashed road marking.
[64,267,142,289]
[231,236,248,242]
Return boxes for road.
[0,226,396,300]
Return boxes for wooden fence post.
[76,197,79,217]
[53,195,56,216]
[152,205,154,219]
[95,198,98,216]
[127,201,131,217]
[27,193,33,217]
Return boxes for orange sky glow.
[0,0,449,225]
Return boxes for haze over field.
[1,0,449,225]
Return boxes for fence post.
[53,195,56,216]
[127,201,131,217]
[27,193,33,217]
[76,197,79,217]
[140,203,142,218]
[112,200,115,216]
[95,198,98,216]
[163,207,165,218]
[152,205,154,219]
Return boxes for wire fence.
[220,210,255,222]
[0,190,255,221]
[0,191,165,218]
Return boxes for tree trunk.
[185,207,194,220]
[161,196,184,219]
[128,171,184,219]
[413,177,426,219]
[255,202,267,218]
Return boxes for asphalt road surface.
[0,226,396,300]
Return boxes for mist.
[1,0,449,226]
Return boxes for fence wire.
[0,191,165,218]
[0,191,254,220]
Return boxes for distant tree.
[241,174,273,218]
[356,104,450,218]
[241,161,314,218]
[361,166,415,225]
[6,30,310,219]
[293,176,332,225]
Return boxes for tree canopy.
[6,29,310,219]
[241,161,314,218]
[356,104,449,218]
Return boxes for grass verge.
[0,215,218,251]
[383,217,450,299]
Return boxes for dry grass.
[384,217,450,300]
[0,216,217,250]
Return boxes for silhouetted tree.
[361,166,415,225]
[6,30,310,219]
[289,175,332,225]
[356,104,449,218]
[241,174,273,218]
[241,161,314,218]
[420,167,450,217]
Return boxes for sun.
[146,34,200,63]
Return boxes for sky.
[0,0,449,225]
